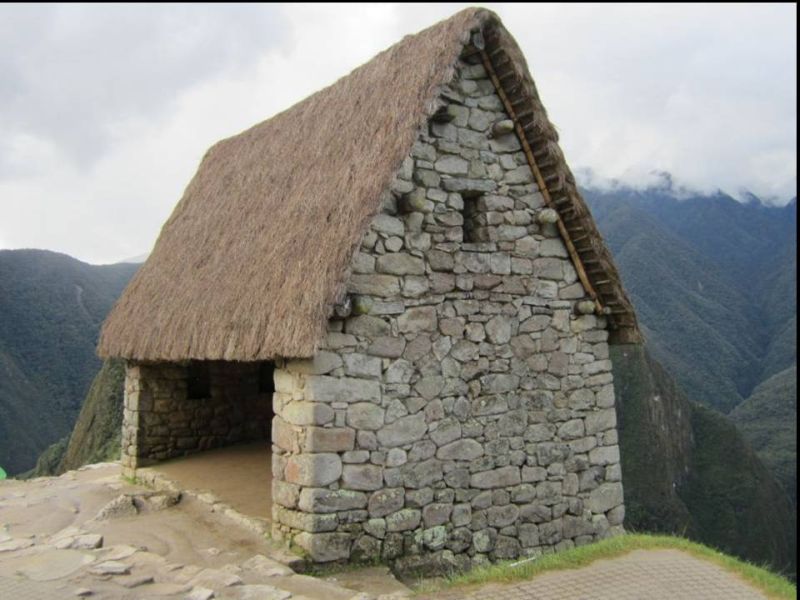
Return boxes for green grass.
[418,534,796,599]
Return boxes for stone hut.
[98,7,640,569]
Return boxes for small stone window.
[462,193,488,242]
[258,362,275,395]
[187,361,210,399]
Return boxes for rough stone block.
[284,454,342,487]
[346,403,385,430]
[368,487,405,518]
[386,508,422,532]
[377,413,427,447]
[397,306,438,333]
[471,466,521,489]
[436,438,483,460]
[342,464,384,491]
[302,426,355,453]
[588,482,624,513]
[304,376,381,403]
[293,532,352,563]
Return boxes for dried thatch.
[98,7,639,362]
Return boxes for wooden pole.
[479,49,603,313]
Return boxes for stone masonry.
[121,361,272,478]
[269,52,625,570]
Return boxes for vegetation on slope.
[0,249,138,474]
[585,188,796,412]
[29,359,125,477]
[612,344,797,579]
[730,365,797,506]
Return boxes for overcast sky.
[0,3,796,264]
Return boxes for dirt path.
[152,442,272,520]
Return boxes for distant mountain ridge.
[0,249,139,474]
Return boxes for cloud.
[0,3,795,263]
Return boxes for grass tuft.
[416,534,795,599]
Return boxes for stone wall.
[270,52,625,569]
[121,361,272,477]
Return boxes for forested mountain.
[0,250,138,474]
[612,345,796,578]
[584,186,796,414]
[731,365,797,506]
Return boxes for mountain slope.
[587,199,759,412]
[0,250,138,474]
[612,345,796,578]
[584,187,796,412]
[730,365,797,506]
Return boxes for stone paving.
[0,464,410,600]
[423,548,768,600]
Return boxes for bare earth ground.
[0,453,771,600]
[153,442,272,521]
[0,463,410,600]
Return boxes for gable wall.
[270,53,624,569]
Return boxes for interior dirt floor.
[152,441,272,520]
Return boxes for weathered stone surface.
[397,306,438,333]
[304,376,381,403]
[286,352,343,375]
[348,274,401,297]
[273,480,300,509]
[284,454,342,487]
[282,402,334,426]
[302,426,355,453]
[585,408,617,434]
[435,155,469,175]
[345,315,391,338]
[343,464,384,491]
[487,504,519,527]
[386,509,422,532]
[293,532,352,562]
[343,353,382,379]
[471,466,521,489]
[372,214,405,236]
[273,507,339,533]
[347,403,385,430]
[422,503,453,527]
[436,438,483,460]
[588,482,624,513]
[376,253,425,275]
[236,585,292,600]
[368,488,405,518]
[377,413,427,447]
[367,336,406,358]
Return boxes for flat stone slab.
[186,587,215,600]
[241,554,294,577]
[0,538,34,553]
[235,584,293,599]
[2,548,94,581]
[119,574,155,588]
[190,567,243,588]
[88,560,130,575]
[101,544,139,561]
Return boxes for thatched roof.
[98,7,639,362]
